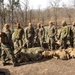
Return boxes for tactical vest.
[60,26,69,39]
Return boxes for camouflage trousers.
[14,39,23,49]
[26,39,34,48]
[39,37,45,47]
[1,43,16,64]
[67,37,73,48]
[60,38,67,49]
[49,37,55,50]
[34,37,40,47]
[73,38,75,48]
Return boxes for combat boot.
[13,62,20,67]
[13,62,17,67]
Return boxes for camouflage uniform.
[2,24,14,50]
[36,23,45,47]
[59,21,70,49]
[48,21,56,50]
[72,22,75,48]
[68,26,73,48]
[26,23,35,48]
[13,23,24,49]
[0,32,16,66]
[33,34,40,47]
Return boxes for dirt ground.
[0,58,75,75]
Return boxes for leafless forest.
[0,0,75,29]
[1,1,75,75]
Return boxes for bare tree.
[37,5,41,23]
[48,0,60,25]
[72,0,75,7]
[46,7,51,21]
[29,8,33,23]
[0,0,4,30]
[23,0,29,26]
[62,3,73,24]
[40,11,45,24]
[8,0,20,32]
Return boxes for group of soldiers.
[0,20,75,66]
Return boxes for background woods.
[0,0,75,29]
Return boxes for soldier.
[48,21,56,50]
[2,24,14,50]
[26,23,35,48]
[0,32,17,66]
[36,23,45,47]
[68,23,73,48]
[12,23,25,49]
[35,23,41,47]
[41,24,45,42]
[59,21,70,49]
[72,21,75,48]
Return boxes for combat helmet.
[49,21,54,25]
[72,21,75,26]
[61,21,67,26]
[4,23,10,29]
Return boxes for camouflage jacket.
[72,27,75,38]
[2,29,14,48]
[36,27,45,38]
[26,27,35,40]
[0,32,10,45]
[13,27,24,40]
[2,29,12,41]
[48,25,56,38]
[59,25,70,39]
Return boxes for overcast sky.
[4,0,73,9]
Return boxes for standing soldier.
[2,24,14,50]
[48,21,56,50]
[41,24,45,43]
[68,23,73,48]
[59,21,70,49]
[36,23,45,47]
[72,21,75,48]
[0,32,17,66]
[26,23,35,48]
[12,23,24,49]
